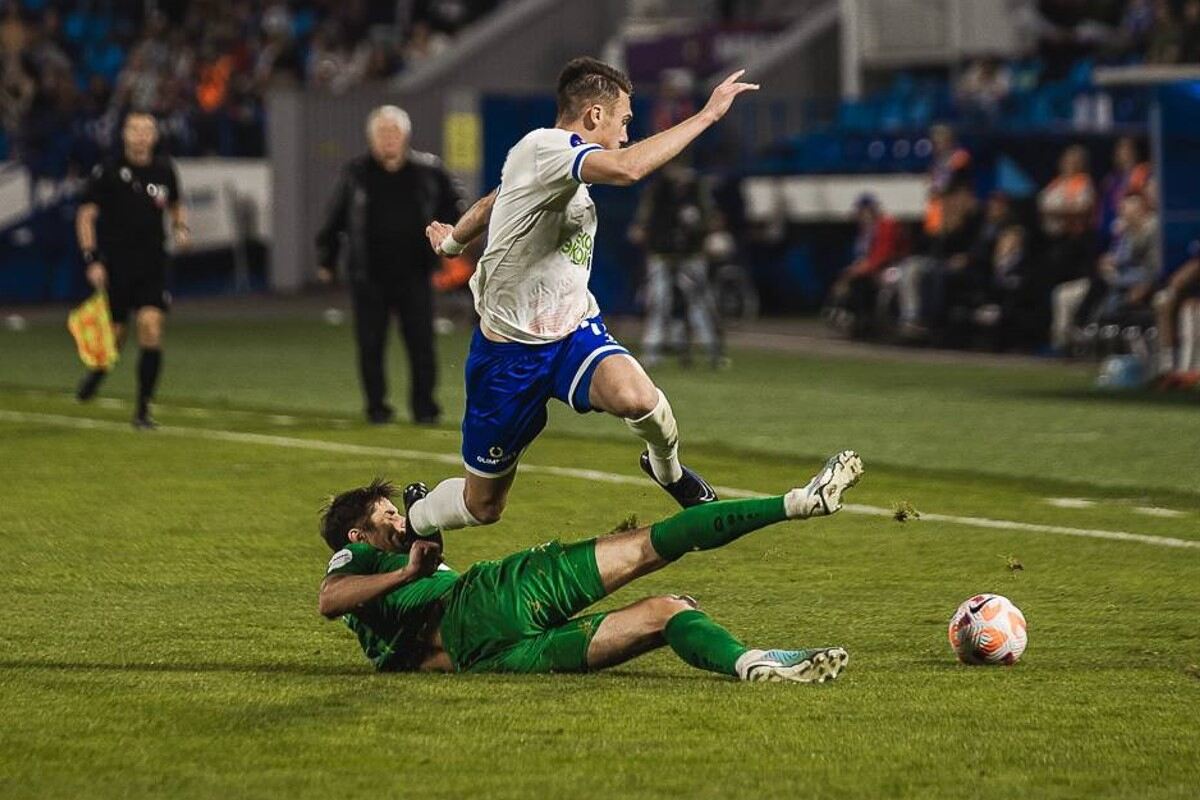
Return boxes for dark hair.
[319,478,395,551]
[556,57,633,122]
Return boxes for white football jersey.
[470,128,604,343]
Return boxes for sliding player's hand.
[426,221,454,255]
[702,69,760,122]
[407,538,443,578]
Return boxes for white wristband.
[440,234,465,256]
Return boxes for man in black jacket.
[316,105,465,425]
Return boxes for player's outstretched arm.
[318,541,441,619]
[582,69,759,187]
[427,188,497,256]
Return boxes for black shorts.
[106,252,169,324]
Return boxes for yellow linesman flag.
[67,291,119,370]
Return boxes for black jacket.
[315,151,466,284]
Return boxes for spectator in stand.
[922,124,972,243]
[965,191,1018,280]
[403,19,449,65]
[824,194,909,337]
[955,58,1011,126]
[254,3,304,88]
[1182,0,1200,63]
[1042,144,1098,352]
[1154,240,1200,377]
[1113,0,1156,58]
[1097,136,1150,251]
[981,224,1041,348]
[941,190,1021,333]
[1146,0,1182,64]
[1091,191,1160,326]
[896,183,982,338]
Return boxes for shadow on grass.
[0,659,721,683]
[0,659,370,677]
[1017,386,1200,408]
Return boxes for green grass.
[1,311,1198,799]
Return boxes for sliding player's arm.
[581,69,759,187]
[318,540,442,619]
[426,188,497,256]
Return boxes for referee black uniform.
[317,148,465,424]
[76,120,183,428]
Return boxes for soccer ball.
[947,594,1028,665]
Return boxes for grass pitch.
[1,308,1197,799]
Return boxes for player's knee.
[613,383,661,420]
[645,594,699,629]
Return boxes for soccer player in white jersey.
[407,57,759,536]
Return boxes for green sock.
[649,496,788,562]
[664,609,747,676]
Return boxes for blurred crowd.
[824,123,1200,382]
[0,0,500,173]
[954,0,1200,126]
[1020,0,1200,74]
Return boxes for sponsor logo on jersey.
[326,548,353,573]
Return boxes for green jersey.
[324,542,459,671]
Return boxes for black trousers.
[351,274,438,420]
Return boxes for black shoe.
[401,481,444,552]
[403,481,429,513]
[366,406,395,425]
[76,371,106,402]
[132,412,158,431]
[639,451,718,508]
[413,414,440,426]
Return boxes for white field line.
[2,409,1198,551]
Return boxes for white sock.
[624,389,683,484]
[407,478,480,535]
[734,649,768,680]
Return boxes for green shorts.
[440,538,608,674]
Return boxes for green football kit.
[325,538,609,673]
[325,496,798,676]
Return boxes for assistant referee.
[76,111,188,429]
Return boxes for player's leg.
[407,330,554,534]
[408,468,516,535]
[592,453,862,595]
[132,305,165,427]
[584,595,848,683]
[585,351,716,507]
[351,284,392,423]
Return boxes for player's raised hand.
[425,221,455,255]
[702,69,760,122]
[407,538,443,578]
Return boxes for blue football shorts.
[462,316,629,477]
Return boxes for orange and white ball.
[948,594,1028,665]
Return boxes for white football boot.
[784,450,864,519]
[735,647,849,683]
